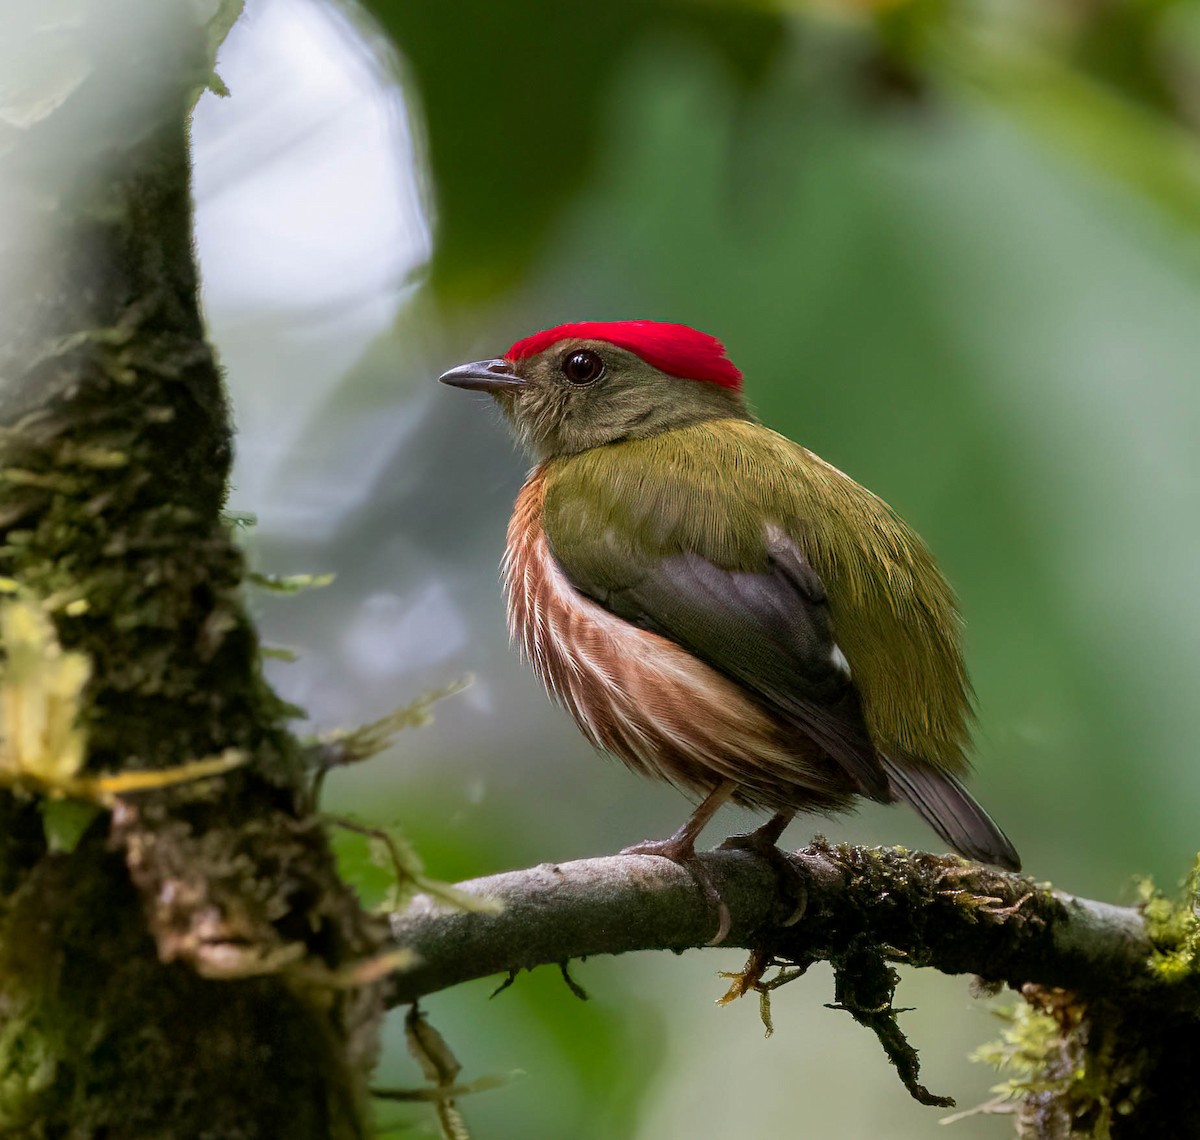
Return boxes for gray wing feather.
[561,536,891,802]
[881,756,1021,871]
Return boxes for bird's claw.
[621,836,694,862]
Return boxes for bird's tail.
[881,756,1021,872]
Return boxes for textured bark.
[0,3,388,1136]
[388,846,1151,1002]
[389,842,1200,1137]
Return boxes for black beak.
[437,357,524,393]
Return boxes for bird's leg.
[622,780,737,944]
[622,780,736,862]
[719,811,807,926]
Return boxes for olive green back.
[541,418,972,772]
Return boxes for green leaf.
[248,571,335,594]
[260,645,299,662]
[40,798,100,853]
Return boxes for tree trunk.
[0,3,388,1135]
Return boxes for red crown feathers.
[505,321,743,391]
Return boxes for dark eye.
[561,349,605,385]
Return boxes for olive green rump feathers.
[540,417,972,777]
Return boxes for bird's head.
[438,320,748,458]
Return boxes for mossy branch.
[388,842,1200,1137]
[387,844,1152,1004]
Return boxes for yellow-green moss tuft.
[1139,855,1200,982]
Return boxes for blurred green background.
[191,0,1200,1135]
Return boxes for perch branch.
[388,841,1157,1006]
[391,841,1200,1136]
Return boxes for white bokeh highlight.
[191,0,430,525]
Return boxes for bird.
[439,319,1020,887]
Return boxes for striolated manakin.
[439,320,1019,894]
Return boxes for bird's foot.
[718,816,807,927]
[621,836,731,946]
[620,834,695,862]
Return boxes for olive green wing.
[546,514,892,803]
